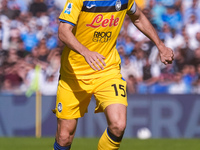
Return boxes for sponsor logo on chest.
[86,14,119,28]
[92,31,112,43]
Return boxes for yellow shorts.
[55,73,127,119]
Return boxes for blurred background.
[0,0,200,140]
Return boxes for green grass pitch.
[0,137,200,150]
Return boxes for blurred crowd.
[0,0,200,95]
[0,0,63,95]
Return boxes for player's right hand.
[82,50,106,71]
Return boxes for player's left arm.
[128,4,174,65]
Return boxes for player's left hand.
[158,45,174,65]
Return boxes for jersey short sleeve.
[127,0,136,15]
[59,0,83,26]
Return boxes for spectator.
[40,74,58,95]
[29,0,47,17]
[132,49,145,82]
[168,72,188,94]
[159,23,171,40]
[117,46,126,64]
[116,33,126,49]
[20,25,39,52]
[193,32,200,49]
[6,48,19,65]
[142,58,160,84]
[177,34,194,65]
[7,0,26,14]
[150,0,166,30]
[192,76,200,94]
[46,31,58,50]
[162,5,182,31]
[182,65,198,93]
[0,16,10,50]
[153,64,174,94]
[121,55,138,81]
[173,48,187,72]
[174,0,183,14]
[185,14,200,50]
[137,38,154,57]
[0,21,2,41]
[124,35,135,55]
[138,56,161,93]
[0,0,17,19]
[37,38,49,62]
[192,47,200,67]
[122,16,147,42]
[184,0,200,24]
[46,48,60,78]
[126,75,137,94]
[196,63,200,77]
[164,28,184,51]
[40,49,60,95]
[9,27,21,49]
[0,39,6,64]
[0,66,4,90]
[2,62,23,94]
[160,0,176,7]
[35,20,45,40]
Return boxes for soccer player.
[53,0,174,150]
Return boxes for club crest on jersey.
[57,102,62,112]
[64,3,73,14]
[115,0,121,11]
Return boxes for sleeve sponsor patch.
[64,3,73,14]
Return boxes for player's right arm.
[58,22,106,71]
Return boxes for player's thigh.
[94,74,127,113]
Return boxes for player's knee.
[57,132,72,146]
[109,120,126,137]
[115,121,126,132]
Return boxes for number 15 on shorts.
[111,84,126,97]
